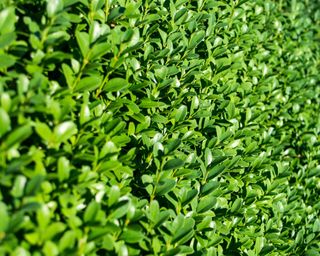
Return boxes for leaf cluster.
[0,0,319,255]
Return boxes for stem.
[40,16,56,49]
[71,53,90,91]
[95,70,111,97]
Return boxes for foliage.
[0,0,319,255]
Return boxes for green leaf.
[197,197,216,213]
[53,121,77,144]
[80,103,90,125]
[120,229,144,244]
[25,175,45,196]
[313,219,320,232]
[0,32,16,48]
[44,222,66,241]
[35,122,52,142]
[181,189,198,207]
[201,181,220,196]
[174,105,188,122]
[46,31,70,45]
[0,7,15,34]
[0,53,15,68]
[108,186,120,207]
[90,42,111,60]
[172,218,195,244]
[188,30,205,50]
[11,175,27,198]
[88,227,112,241]
[164,138,181,155]
[43,241,59,256]
[230,198,243,213]
[76,31,89,57]
[0,107,10,137]
[174,8,188,23]
[103,78,128,92]
[204,148,213,166]
[47,0,63,17]
[154,211,170,228]
[36,205,50,229]
[0,202,9,232]
[294,229,304,245]
[255,237,265,255]
[305,249,320,256]
[58,157,70,182]
[108,201,129,220]
[163,158,184,170]
[107,6,125,21]
[155,179,176,196]
[62,63,74,88]
[209,155,229,166]
[149,200,159,223]
[59,230,76,251]
[140,99,167,108]
[64,0,80,7]
[84,201,100,223]
[74,76,102,92]
[208,164,226,179]
[1,124,32,151]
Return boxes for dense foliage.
[0,0,319,255]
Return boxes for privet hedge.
[0,0,319,255]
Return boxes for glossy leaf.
[53,121,77,144]
[0,107,10,137]
[103,78,128,92]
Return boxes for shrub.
[0,0,319,255]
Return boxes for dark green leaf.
[197,197,216,213]
[163,158,184,170]
[155,179,176,196]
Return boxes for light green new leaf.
[35,122,52,142]
[47,0,63,17]
[53,121,77,144]
[0,7,15,34]
[108,186,120,207]
[58,157,70,182]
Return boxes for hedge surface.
[0,0,319,255]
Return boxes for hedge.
[0,0,319,255]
